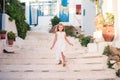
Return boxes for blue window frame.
[29,1,57,25]
[0,13,2,30]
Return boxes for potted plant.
[0,30,7,39]
[7,31,16,45]
[102,13,115,41]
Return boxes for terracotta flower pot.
[0,34,6,39]
[8,40,14,45]
[102,25,114,42]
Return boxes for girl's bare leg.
[61,52,66,67]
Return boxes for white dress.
[55,31,66,61]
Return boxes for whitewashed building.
[19,0,96,34]
[14,0,120,38]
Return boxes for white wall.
[25,2,30,25]
[33,16,53,32]
[21,0,96,34]
[112,0,119,41]
[29,0,83,32]
[69,0,82,27]
[102,0,114,18]
[116,0,120,40]
[81,0,96,35]
[2,14,17,35]
[2,13,6,30]
[38,16,52,26]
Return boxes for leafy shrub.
[5,0,30,39]
[16,21,29,39]
[65,26,77,37]
[51,16,60,26]
[49,25,77,37]
[80,36,91,47]
[103,45,111,56]
[116,69,120,77]
[78,34,84,42]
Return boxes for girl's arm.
[50,32,57,49]
[64,32,73,46]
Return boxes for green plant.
[80,36,91,47]
[5,0,30,39]
[51,16,61,26]
[78,34,84,42]
[0,30,7,34]
[116,69,120,77]
[65,26,75,36]
[103,45,112,56]
[104,13,114,25]
[7,31,16,40]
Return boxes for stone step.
[0,78,116,80]
[21,42,81,47]
[0,57,106,64]
[21,46,82,50]
[0,63,107,72]
[0,70,116,80]
[0,53,104,60]
[0,31,117,80]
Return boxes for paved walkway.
[0,31,118,80]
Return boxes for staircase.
[0,31,118,80]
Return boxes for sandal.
[63,63,66,67]
[58,60,62,65]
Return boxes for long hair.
[56,23,65,32]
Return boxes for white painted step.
[0,70,116,80]
[0,31,118,80]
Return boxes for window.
[76,5,81,15]
[29,1,57,25]
[31,1,57,16]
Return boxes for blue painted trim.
[59,10,69,22]
[0,13,2,30]
[37,8,40,24]
[29,1,57,25]
[83,9,86,16]
[60,0,69,22]
[61,0,68,7]
[29,2,32,25]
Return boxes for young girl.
[50,23,73,67]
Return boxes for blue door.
[59,0,69,22]
[0,13,2,30]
